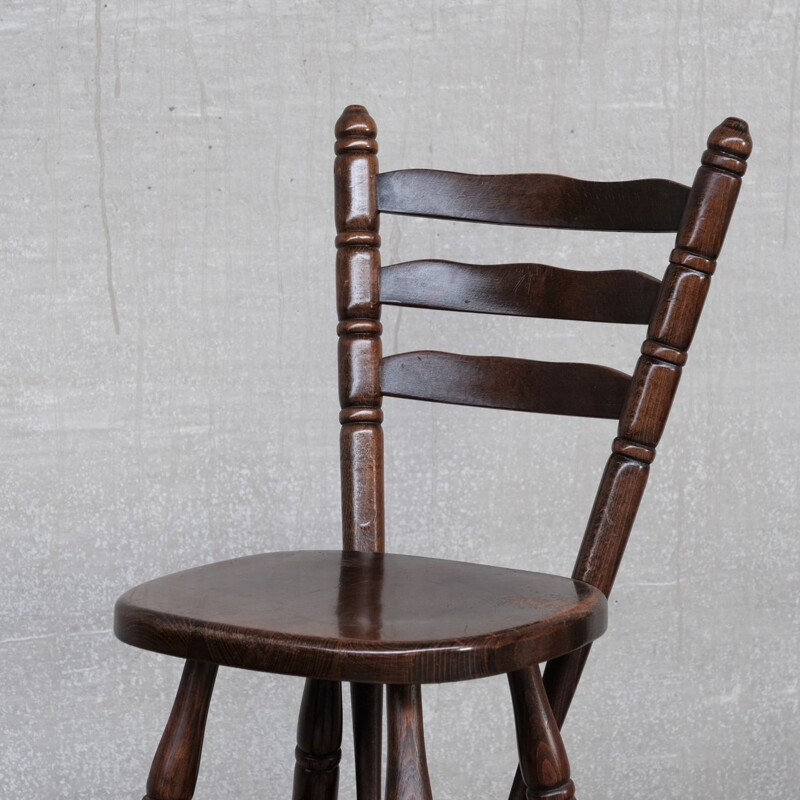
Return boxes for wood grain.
[378,169,690,231]
[351,683,383,800]
[381,351,632,419]
[385,685,432,800]
[118,108,751,800]
[114,550,607,684]
[292,678,343,800]
[380,260,660,324]
[144,660,218,800]
[529,117,753,753]
[508,668,574,800]
[336,104,385,553]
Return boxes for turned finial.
[702,117,752,175]
[335,105,378,154]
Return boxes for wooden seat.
[115,551,607,683]
[115,106,751,800]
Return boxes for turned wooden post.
[144,660,217,800]
[335,103,384,553]
[292,679,343,800]
[351,682,383,800]
[507,119,752,800]
[335,551,384,800]
[385,684,433,800]
[334,104,386,800]
[508,669,574,800]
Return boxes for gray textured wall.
[1,1,798,797]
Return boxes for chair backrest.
[334,105,750,719]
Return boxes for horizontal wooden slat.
[380,261,660,324]
[377,170,690,232]
[381,352,631,419]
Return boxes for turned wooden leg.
[385,684,432,800]
[508,669,575,800]
[144,659,218,800]
[542,647,592,730]
[292,678,343,800]
[508,767,526,800]
[351,682,383,800]
[508,650,590,800]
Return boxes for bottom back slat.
[381,351,631,419]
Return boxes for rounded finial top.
[335,105,377,140]
[707,117,752,160]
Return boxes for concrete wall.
[2,1,797,797]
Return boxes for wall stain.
[785,5,799,246]
[94,0,121,334]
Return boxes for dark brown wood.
[385,685,432,800]
[336,104,385,553]
[351,683,383,800]
[535,117,752,740]
[508,651,590,800]
[514,459,649,800]
[381,351,631,419]
[292,678,343,800]
[378,169,690,231]
[114,550,607,684]
[542,647,592,729]
[339,543,384,798]
[381,260,661,324]
[144,660,217,800]
[508,669,574,800]
[116,108,751,800]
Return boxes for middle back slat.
[380,260,661,324]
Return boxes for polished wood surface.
[292,679,342,800]
[508,668,574,800]
[335,104,387,800]
[381,351,631,418]
[115,550,607,684]
[386,685,433,800]
[547,114,751,706]
[510,116,753,799]
[351,682,383,800]
[116,105,751,800]
[335,105,385,554]
[144,660,217,800]
[381,259,661,324]
[378,169,690,231]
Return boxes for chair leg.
[507,669,575,800]
[508,767,526,800]
[292,678,343,800]
[508,650,589,800]
[385,684,432,800]
[144,659,218,800]
[351,682,383,800]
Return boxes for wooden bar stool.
[115,106,751,800]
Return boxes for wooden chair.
[115,105,751,800]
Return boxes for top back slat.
[377,169,691,232]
